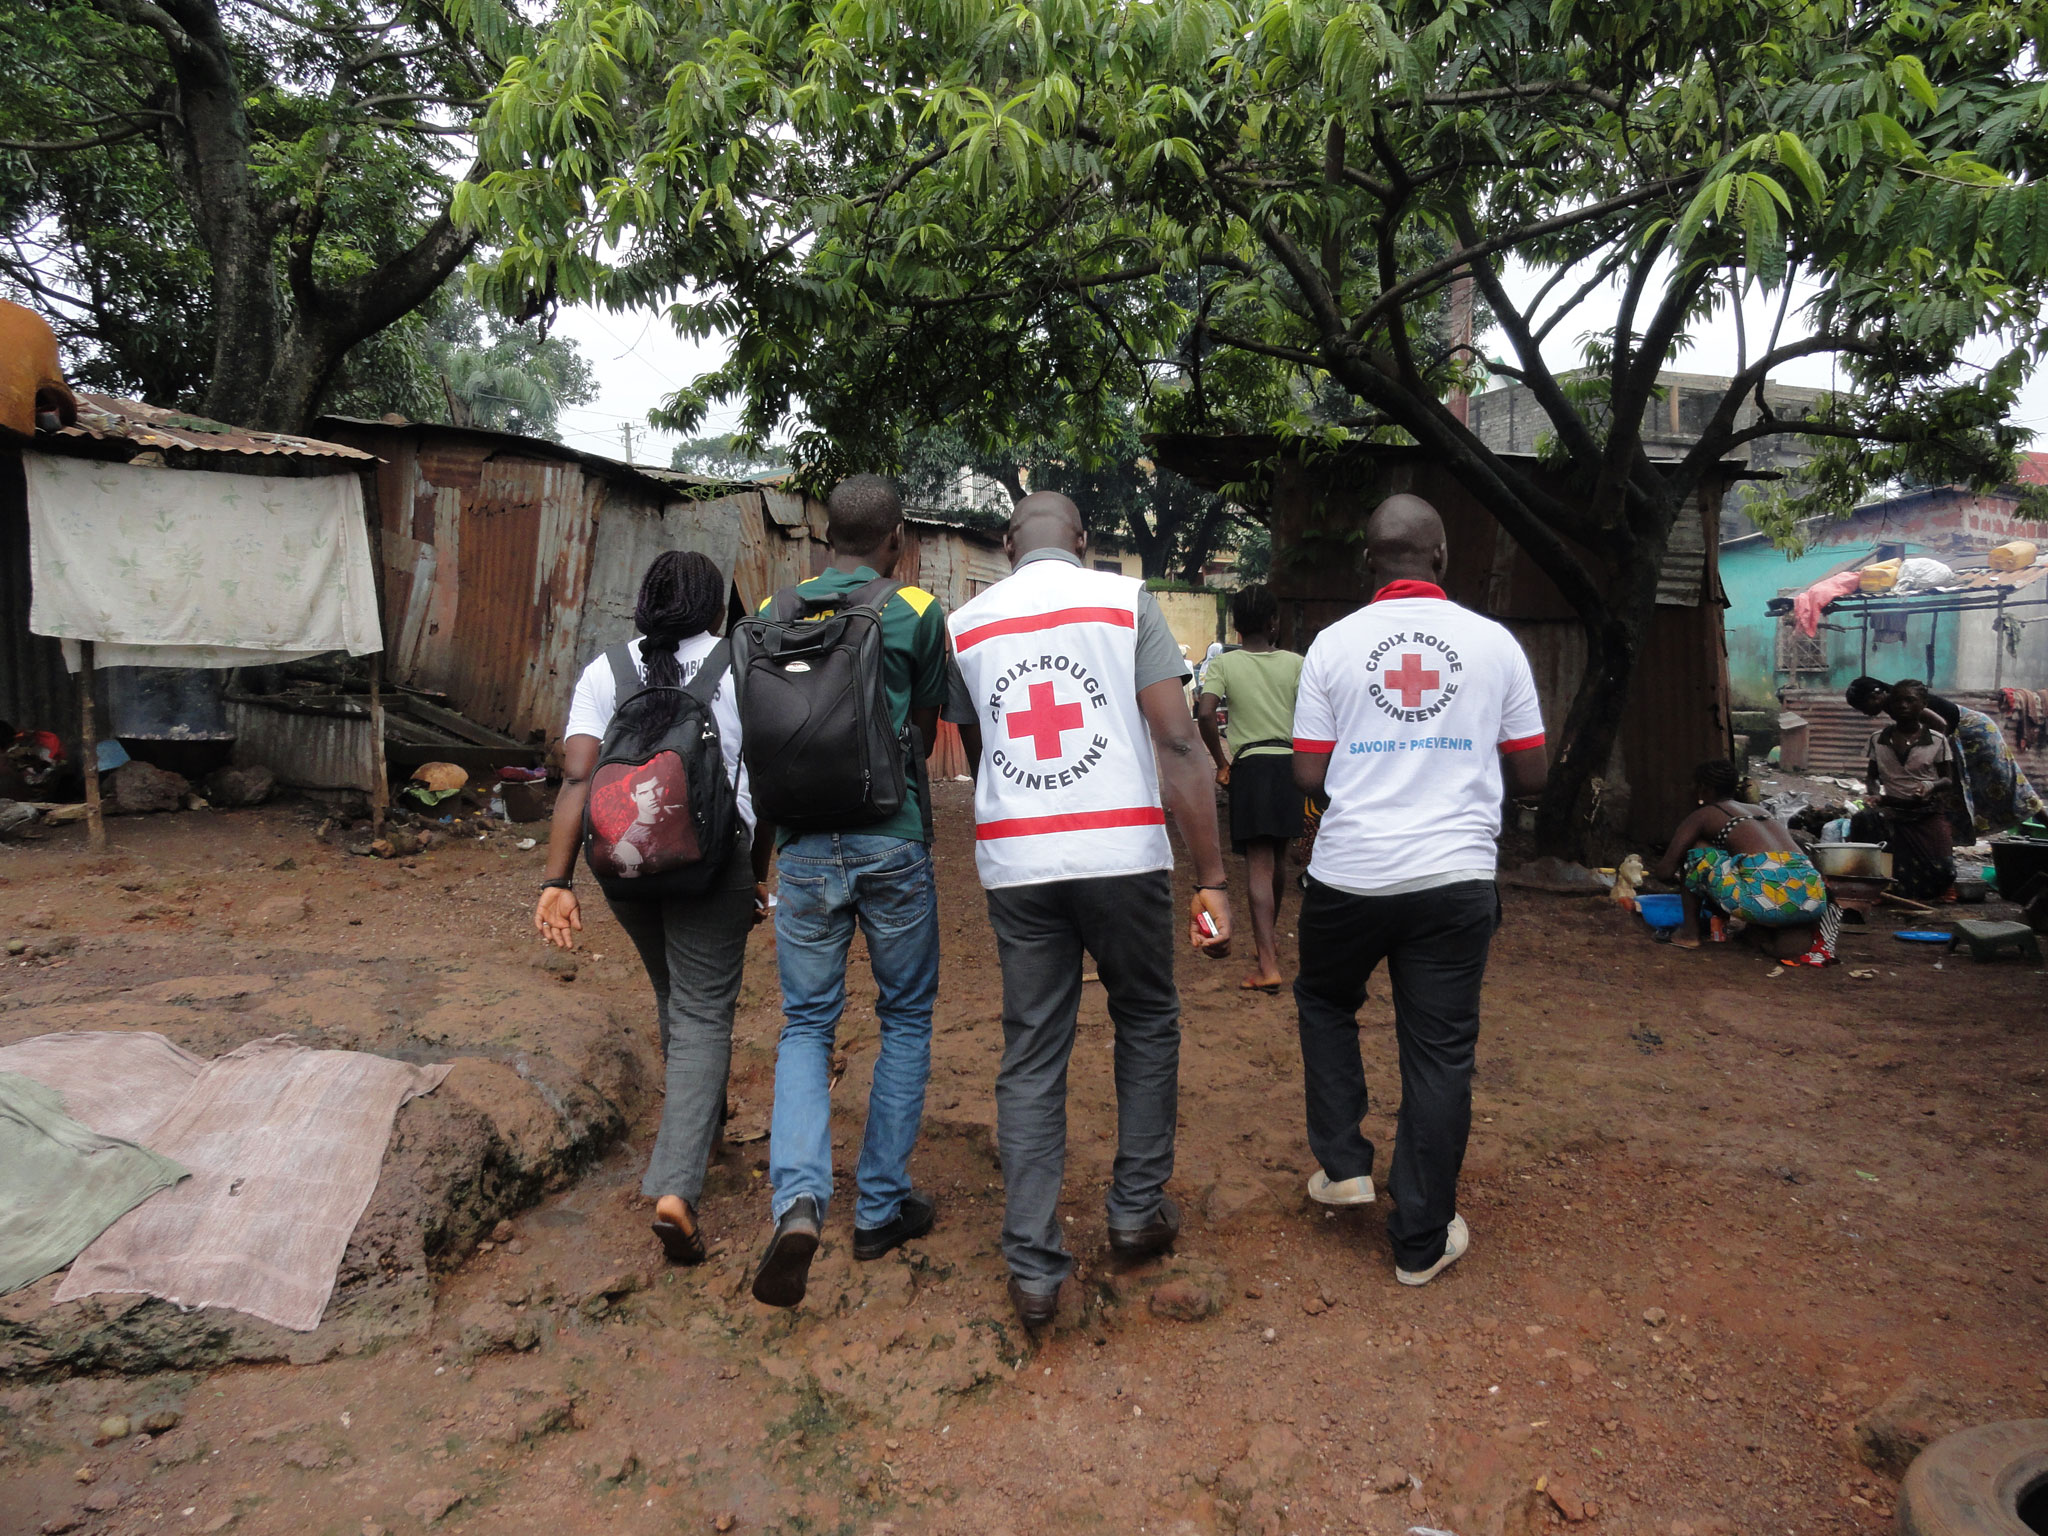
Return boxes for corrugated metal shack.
[1,393,378,770]
[1149,436,1735,842]
[316,421,1012,770]
[314,419,825,751]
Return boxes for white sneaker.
[1307,1169,1375,1206]
[1395,1214,1469,1286]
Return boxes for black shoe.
[1008,1277,1060,1329]
[852,1190,936,1261]
[749,1196,821,1308]
[1106,1195,1181,1259]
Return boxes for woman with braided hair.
[1653,758,1832,960]
[535,550,773,1266]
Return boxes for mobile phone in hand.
[1196,910,1218,940]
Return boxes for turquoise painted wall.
[1721,536,1967,708]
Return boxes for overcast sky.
[547,263,2048,467]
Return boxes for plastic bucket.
[1636,894,1683,930]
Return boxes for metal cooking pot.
[1811,842,1893,880]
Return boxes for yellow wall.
[1151,588,1225,664]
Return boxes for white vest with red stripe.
[949,559,1171,890]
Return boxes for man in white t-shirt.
[1289,494,1548,1286]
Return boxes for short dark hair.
[1694,758,1745,799]
[1845,676,1891,712]
[1888,678,1931,712]
[1230,583,1278,638]
[826,474,903,556]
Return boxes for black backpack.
[730,576,921,833]
[581,639,739,900]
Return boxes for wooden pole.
[368,649,389,836]
[78,639,106,853]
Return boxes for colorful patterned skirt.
[1956,706,2045,834]
[1681,848,1830,927]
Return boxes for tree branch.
[1349,174,1700,342]
[1446,202,1607,491]
[1205,327,1320,367]
[1420,80,1623,112]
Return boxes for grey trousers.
[607,860,755,1206]
[985,870,1181,1293]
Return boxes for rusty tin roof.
[46,392,375,462]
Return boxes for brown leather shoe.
[1106,1195,1181,1259]
[1007,1277,1059,1329]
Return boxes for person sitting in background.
[1197,583,1305,992]
[1653,759,1831,959]
[1845,675,2043,836]
[1851,679,1965,902]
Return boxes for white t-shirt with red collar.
[1292,581,1543,895]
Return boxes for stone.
[713,1515,737,1532]
[458,1300,538,1356]
[1851,1378,1960,1477]
[404,1487,463,1524]
[82,1487,122,1513]
[534,947,578,981]
[106,761,189,816]
[1150,1277,1226,1322]
[596,1444,639,1484]
[201,1517,236,1534]
[0,800,35,838]
[282,1437,332,1470]
[95,1414,131,1443]
[491,1220,515,1244]
[1502,857,1608,895]
[141,1410,181,1434]
[203,765,275,807]
[1546,1477,1586,1522]
[1641,1307,1668,1328]
[39,1517,82,1535]
[586,1271,644,1305]
[1202,1175,1267,1225]
[1371,1464,1410,1494]
[253,895,311,929]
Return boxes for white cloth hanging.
[24,452,381,668]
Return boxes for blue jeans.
[769,832,940,1229]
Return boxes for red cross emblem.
[1383,653,1441,708]
[1007,681,1085,760]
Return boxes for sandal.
[651,1202,706,1266]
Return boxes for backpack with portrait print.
[581,638,739,901]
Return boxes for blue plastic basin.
[1636,894,1683,930]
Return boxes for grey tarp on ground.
[0,1072,189,1296]
[52,1037,450,1332]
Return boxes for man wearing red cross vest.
[949,493,1233,1328]
[1291,495,1548,1286]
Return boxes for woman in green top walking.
[1198,585,1306,992]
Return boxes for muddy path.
[2,784,2044,1536]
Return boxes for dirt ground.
[3,782,2046,1536]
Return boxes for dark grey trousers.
[606,850,755,1206]
[1293,876,1499,1272]
[985,869,1181,1293]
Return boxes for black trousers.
[1292,876,1499,1271]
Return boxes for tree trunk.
[114,0,477,432]
[1531,516,1672,860]
[147,3,279,424]
[1175,494,1231,585]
